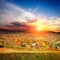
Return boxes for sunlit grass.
[0,51,60,60]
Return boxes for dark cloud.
[0,21,30,32]
[0,20,36,32]
[10,22,28,27]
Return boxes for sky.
[0,0,60,32]
[6,0,60,17]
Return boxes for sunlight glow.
[30,21,45,31]
[36,26,42,31]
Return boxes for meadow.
[0,52,60,60]
[0,31,60,51]
[0,31,60,60]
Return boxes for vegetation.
[0,52,60,60]
[0,31,60,51]
[0,31,60,60]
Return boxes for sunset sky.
[0,0,60,32]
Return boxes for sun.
[36,26,42,31]
[33,22,44,31]
[29,21,47,31]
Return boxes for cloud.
[0,0,60,32]
[27,19,37,23]
[10,22,28,27]
[0,22,29,32]
[0,0,36,25]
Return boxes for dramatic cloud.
[0,0,35,25]
[0,0,60,32]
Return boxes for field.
[0,52,60,60]
[0,31,60,51]
[0,31,60,60]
